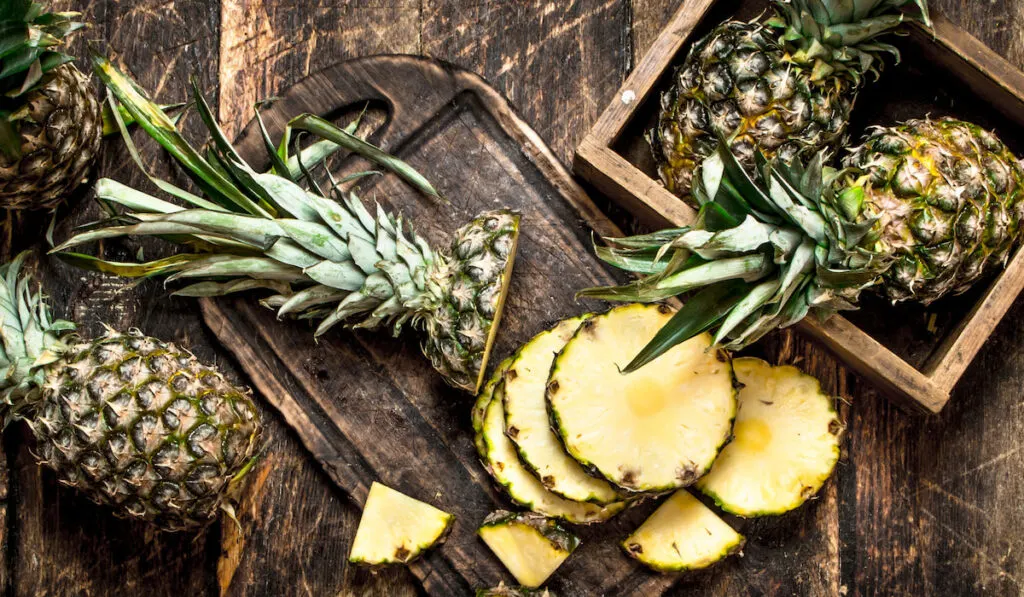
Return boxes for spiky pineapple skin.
[844,118,1024,304]
[34,330,262,531]
[423,210,519,392]
[653,20,852,198]
[0,64,102,211]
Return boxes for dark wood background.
[1,1,1021,595]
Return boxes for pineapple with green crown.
[584,117,1024,370]
[52,55,520,393]
[653,0,930,200]
[0,1,101,210]
[0,253,263,531]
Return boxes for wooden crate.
[574,0,1024,413]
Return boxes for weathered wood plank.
[217,0,421,139]
[214,4,423,596]
[421,0,631,164]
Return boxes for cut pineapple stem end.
[473,219,520,393]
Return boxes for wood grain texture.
[0,0,1019,595]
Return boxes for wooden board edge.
[200,298,476,595]
[452,70,625,239]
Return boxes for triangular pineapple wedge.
[622,490,743,572]
[697,358,842,516]
[349,482,454,566]
[479,511,579,588]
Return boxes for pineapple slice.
[349,482,454,565]
[548,304,737,493]
[474,356,514,459]
[697,358,842,516]
[622,490,744,572]
[503,316,621,504]
[479,511,579,588]
[481,380,626,523]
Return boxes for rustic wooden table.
[1,1,1021,595]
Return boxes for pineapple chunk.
[503,315,621,504]
[697,358,842,516]
[481,380,625,523]
[622,490,743,572]
[548,304,737,493]
[349,482,454,565]
[479,511,579,588]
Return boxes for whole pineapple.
[0,253,263,531]
[0,1,102,210]
[584,117,1023,369]
[843,118,1024,303]
[53,56,520,394]
[653,0,929,200]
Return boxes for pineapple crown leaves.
[0,1,87,157]
[0,252,76,421]
[580,140,892,371]
[767,0,931,84]
[52,55,474,349]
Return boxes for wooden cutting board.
[201,55,675,596]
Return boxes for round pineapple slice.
[348,482,454,566]
[696,357,842,517]
[548,303,737,493]
[482,381,626,523]
[622,490,744,572]
[503,316,622,505]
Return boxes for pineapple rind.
[655,18,852,198]
[481,381,626,524]
[696,357,841,517]
[653,0,929,200]
[846,118,1024,305]
[0,64,102,210]
[503,315,621,505]
[424,211,521,393]
[34,329,264,531]
[479,510,578,588]
[473,355,515,459]
[0,255,263,531]
[477,585,554,597]
[547,304,737,493]
[0,5,101,210]
[622,490,743,572]
[349,481,454,566]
